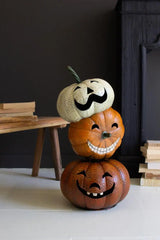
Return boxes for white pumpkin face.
[57,78,114,122]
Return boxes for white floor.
[0,169,159,240]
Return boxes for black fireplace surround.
[116,0,160,177]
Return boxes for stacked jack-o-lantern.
[57,66,130,210]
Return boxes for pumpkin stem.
[67,66,81,83]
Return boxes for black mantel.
[116,0,160,177]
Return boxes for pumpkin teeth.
[86,192,103,197]
[87,137,120,155]
[93,193,98,197]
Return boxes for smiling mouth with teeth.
[76,180,115,199]
[87,137,120,155]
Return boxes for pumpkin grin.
[74,89,107,111]
[87,137,120,155]
[76,180,115,199]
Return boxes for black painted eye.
[90,80,98,83]
[102,172,112,178]
[112,123,118,128]
[92,124,99,130]
[77,170,86,176]
[74,86,81,92]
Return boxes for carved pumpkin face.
[60,159,130,210]
[68,108,125,159]
[57,78,114,122]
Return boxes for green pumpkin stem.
[67,66,81,83]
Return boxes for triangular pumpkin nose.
[87,87,94,94]
[89,183,100,189]
[102,131,111,139]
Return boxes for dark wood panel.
[116,0,160,176]
[117,0,160,14]
[121,14,143,155]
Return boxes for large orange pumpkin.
[68,108,125,159]
[61,159,130,210]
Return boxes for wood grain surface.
[0,117,69,134]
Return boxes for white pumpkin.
[57,78,114,122]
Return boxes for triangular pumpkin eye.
[92,124,99,130]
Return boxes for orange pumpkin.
[68,107,125,159]
[61,159,130,210]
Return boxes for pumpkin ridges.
[98,161,111,209]
[107,159,130,202]
[84,162,106,209]
[91,111,106,131]
[106,160,122,200]
[109,164,124,205]
[74,160,90,208]
[83,161,94,209]
[103,108,125,139]
[105,135,119,147]
[69,128,101,143]
[70,89,82,121]
[69,117,96,130]
[103,107,108,133]
[99,161,123,208]
[61,160,89,208]
[57,84,80,122]
[60,160,80,192]
[69,120,95,135]
[104,136,121,159]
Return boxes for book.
[144,143,160,150]
[0,101,35,110]
[140,176,160,186]
[139,163,160,174]
[144,154,160,160]
[140,146,160,159]
[0,115,38,123]
[147,162,160,170]
[0,108,35,114]
[144,172,160,179]
[141,152,160,160]
[0,112,34,117]
[139,141,160,186]
[146,140,160,146]
[140,146,160,154]
[145,158,160,163]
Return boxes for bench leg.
[32,128,46,177]
[49,127,62,180]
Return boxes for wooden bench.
[0,117,69,180]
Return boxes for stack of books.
[139,140,160,186]
[0,101,38,123]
